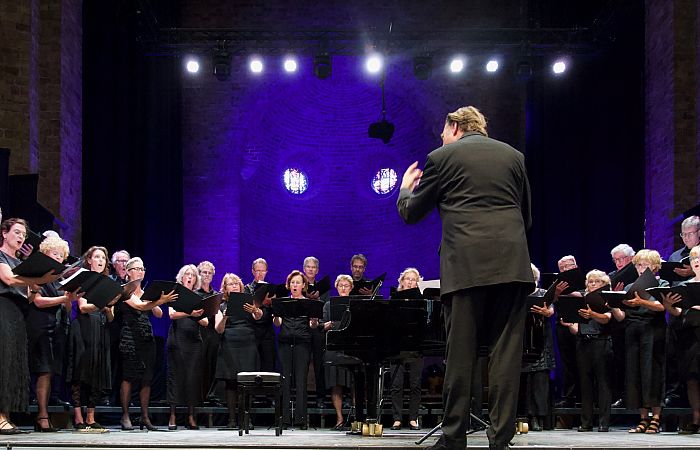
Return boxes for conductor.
[397,106,534,450]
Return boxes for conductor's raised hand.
[400,161,423,192]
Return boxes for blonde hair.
[397,267,422,290]
[586,269,610,286]
[691,245,700,259]
[335,274,353,289]
[197,260,215,274]
[530,263,541,286]
[446,106,488,136]
[176,264,201,290]
[632,249,662,273]
[220,273,244,299]
[39,236,69,261]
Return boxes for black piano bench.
[237,372,283,436]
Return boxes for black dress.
[119,300,156,383]
[167,316,203,406]
[26,281,67,374]
[67,308,112,391]
[0,249,30,413]
[322,301,353,387]
[215,302,259,381]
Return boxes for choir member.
[662,245,700,433]
[520,263,554,432]
[390,268,423,430]
[304,256,326,407]
[110,250,130,284]
[118,257,176,431]
[108,250,129,408]
[197,261,221,405]
[611,249,667,433]
[167,264,206,430]
[69,246,115,430]
[560,270,613,432]
[244,258,276,372]
[350,254,373,295]
[608,244,635,408]
[26,236,75,432]
[214,273,262,429]
[0,218,57,434]
[273,270,318,429]
[322,274,354,430]
[554,255,580,408]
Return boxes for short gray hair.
[251,258,268,269]
[112,250,131,264]
[610,244,635,257]
[303,256,319,267]
[682,215,700,229]
[176,264,201,290]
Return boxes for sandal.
[645,417,661,434]
[0,419,27,435]
[629,418,650,433]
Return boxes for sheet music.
[418,279,440,293]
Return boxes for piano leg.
[365,362,379,421]
[354,368,366,422]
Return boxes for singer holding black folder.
[244,258,276,373]
[214,273,262,429]
[397,106,534,450]
[68,246,115,430]
[661,245,700,434]
[26,236,76,432]
[273,270,319,429]
[0,218,59,434]
[117,257,177,431]
[167,264,206,430]
[610,249,667,434]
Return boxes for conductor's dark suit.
[397,131,534,450]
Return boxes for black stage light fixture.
[314,53,331,79]
[413,56,432,80]
[516,60,533,82]
[212,47,231,81]
[368,119,395,144]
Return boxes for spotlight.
[413,56,432,80]
[313,53,331,79]
[552,60,566,74]
[212,48,231,81]
[185,58,200,74]
[283,58,298,73]
[368,119,395,144]
[449,58,464,73]
[249,58,263,74]
[366,54,383,74]
[486,60,499,73]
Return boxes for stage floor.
[3,427,700,449]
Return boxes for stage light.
[313,53,331,79]
[486,60,499,73]
[366,54,383,74]
[283,58,298,73]
[449,58,464,73]
[368,119,394,144]
[185,59,200,74]
[413,56,432,80]
[212,48,231,81]
[552,60,566,74]
[249,58,263,74]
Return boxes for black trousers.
[255,333,276,373]
[518,370,550,417]
[555,323,579,403]
[200,327,220,400]
[278,342,311,425]
[609,319,626,401]
[575,337,612,428]
[665,316,685,403]
[390,356,423,421]
[310,327,326,401]
[441,283,528,450]
[625,321,665,408]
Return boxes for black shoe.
[86,422,105,430]
[34,417,58,432]
[598,426,609,432]
[167,424,177,431]
[425,435,448,450]
[139,417,159,431]
[391,421,402,430]
[74,422,87,430]
[577,426,593,432]
[120,419,134,431]
[611,398,624,408]
[185,423,199,430]
[409,420,420,430]
[679,423,700,434]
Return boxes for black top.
[0,249,27,299]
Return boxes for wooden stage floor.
[4,427,700,449]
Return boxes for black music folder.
[659,257,693,283]
[272,297,324,318]
[328,296,350,321]
[307,275,331,296]
[253,282,289,302]
[60,268,122,309]
[23,229,44,256]
[647,283,700,309]
[610,262,638,288]
[543,267,586,304]
[141,280,202,314]
[584,287,611,314]
[225,292,255,320]
[119,279,142,301]
[202,293,224,317]
[12,251,65,278]
[540,273,558,291]
[556,295,589,324]
[390,286,423,299]
[627,268,659,299]
[350,273,386,296]
[526,294,546,309]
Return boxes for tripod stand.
[414,412,489,445]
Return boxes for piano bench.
[237,372,283,436]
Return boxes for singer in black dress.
[167,264,206,430]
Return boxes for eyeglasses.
[612,256,629,263]
[351,265,365,270]
[680,230,699,238]
[691,256,700,263]
[200,270,213,275]
[115,260,128,265]
[128,267,145,272]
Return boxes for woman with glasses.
[560,270,613,432]
[0,218,58,434]
[118,258,176,431]
[662,246,700,433]
[610,249,668,434]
